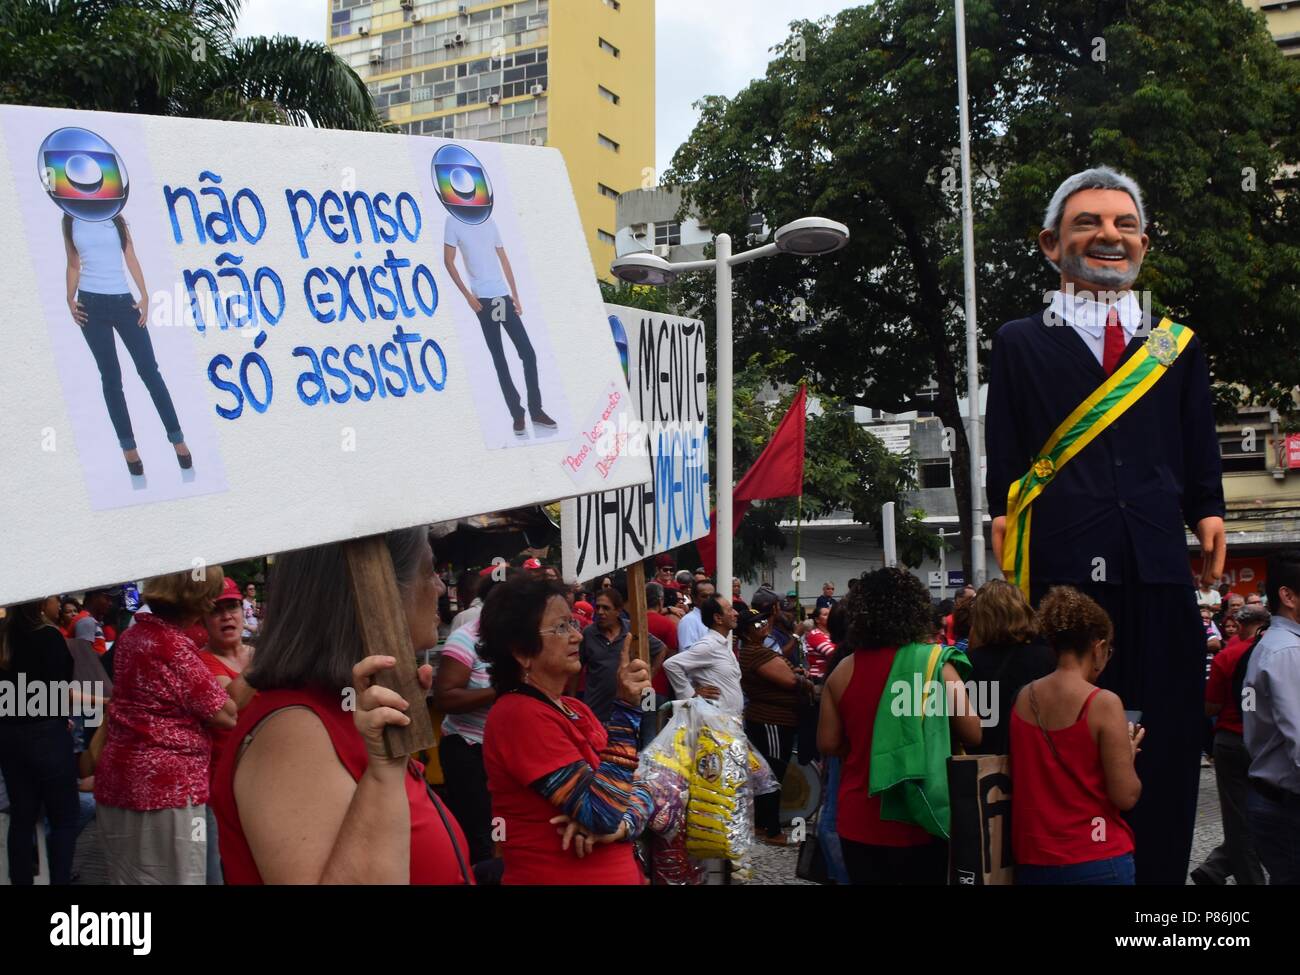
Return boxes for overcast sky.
[236,0,860,174]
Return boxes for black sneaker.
[513,416,526,437]
[530,408,557,429]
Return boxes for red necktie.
[1102,306,1126,376]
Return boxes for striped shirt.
[439,619,492,745]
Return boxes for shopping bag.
[946,753,1013,885]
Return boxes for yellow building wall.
[1244,0,1300,54]
[548,0,655,280]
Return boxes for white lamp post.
[611,217,849,596]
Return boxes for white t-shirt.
[1196,587,1222,609]
[444,216,509,299]
[663,629,744,716]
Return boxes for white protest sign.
[0,105,648,605]
[560,305,711,581]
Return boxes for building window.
[1219,431,1268,473]
[598,84,620,105]
[655,221,682,246]
[598,37,620,57]
[598,229,616,245]
[919,460,952,489]
[598,133,620,152]
[598,183,619,200]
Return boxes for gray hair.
[248,526,431,693]
[645,581,665,608]
[1236,605,1270,627]
[1043,166,1147,237]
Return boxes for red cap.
[654,554,675,568]
[574,600,594,615]
[216,576,242,605]
[523,557,542,569]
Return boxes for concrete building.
[326,0,654,277]
[613,184,713,265]
[1246,0,1300,56]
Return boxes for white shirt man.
[664,597,743,715]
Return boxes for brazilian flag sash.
[1001,318,1195,598]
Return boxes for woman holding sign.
[210,528,473,885]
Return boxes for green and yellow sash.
[1001,318,1194,598]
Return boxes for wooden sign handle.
[343,535,436,758]
[626,561,650,666]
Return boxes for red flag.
[697,385,807,574]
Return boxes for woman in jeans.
[0,601,80,884]
[1011,587,1144,885]
[94,567,237,883]
[62,212,191,476]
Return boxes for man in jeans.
[444,214,556,437]
[1243,550,1300,883]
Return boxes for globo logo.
[38,127,130,221]
[432,143,493,225]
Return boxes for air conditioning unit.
[400,0,414,9]
[458,3,470,14]
[368,52,384,65]
[653,244,671,258]
[358,25,369,36]
[530,83,545,96]
[453,32,465,45]
[528,137,541,146]
[486,93,501,105]
[442,34,456,47]
[412,15,423,24]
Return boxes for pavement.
[0,766,1236,886]
[742,765,1229,886]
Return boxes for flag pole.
[794,490,804,622]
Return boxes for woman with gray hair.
[210,528,472,885]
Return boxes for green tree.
[0,1,387,130]
[664,0,1300,577]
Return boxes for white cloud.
[237,0,325,42]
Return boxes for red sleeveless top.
[211,686,472,885]
[836,649,936,847]
[1010,686,1135,866]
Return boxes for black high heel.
[176,449,193,471]
[126,457,144,476]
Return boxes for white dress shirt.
[1048,289,1145,366]
[676,607,707,650]
[663,629,744,716]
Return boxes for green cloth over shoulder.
[867,642,972,839]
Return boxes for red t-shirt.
[212,686,472,885]
[647,610,678,696]
[199,651,244,783]
[1206,635,1252,736]
[94,614,229,810]
[483,692,643,885]
[805,629,835,681]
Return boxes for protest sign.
[0,106,647,605]
[561,306,711,581]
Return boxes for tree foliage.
[0,1,388,130]
[664,0,1300,575]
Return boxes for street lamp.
[611,216,849,599]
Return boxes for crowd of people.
[1,543,1298,886]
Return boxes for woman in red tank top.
[210,529,472,885]
[1011,587,1144,885]
[818,569,984,885]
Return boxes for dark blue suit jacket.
[985,310,1224,586]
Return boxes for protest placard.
[561,305,711,581]
[0,106,648,606]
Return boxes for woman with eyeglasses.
[1011,586,1144,885]
[479,576,654,884]
[196,577,256,883]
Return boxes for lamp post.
[611,217,849,595]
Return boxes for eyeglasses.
[539,620,582,638]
